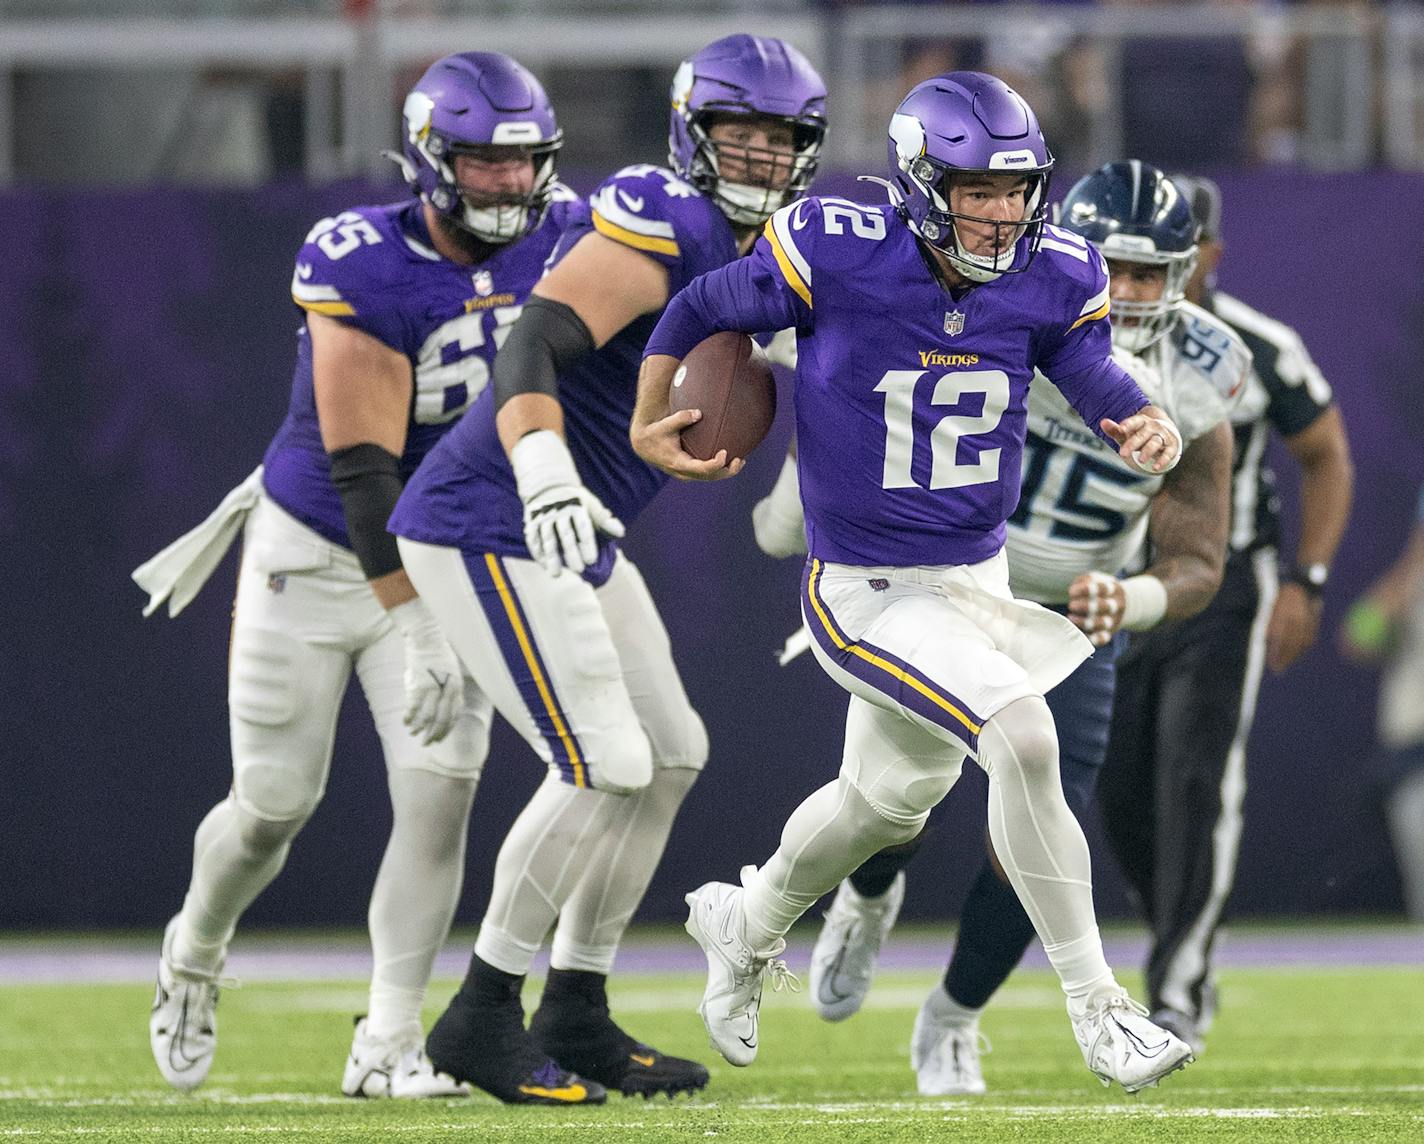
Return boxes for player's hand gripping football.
[388,596,463,745]
[631,355,745,481]
[1102,405,1182,475]
[512,429,625,576]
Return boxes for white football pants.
[171,495,492,1041]
[399,539,707,976]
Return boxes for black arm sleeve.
[492,295,595,410]
[328,442,404,580]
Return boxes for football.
[668,330,777,463]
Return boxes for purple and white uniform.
[265,195,584,542]
[391,165,734,790]
[646,201,1153,754]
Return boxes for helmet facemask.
[1101,245,1198,353]
[898,149,1051,283]
[684,108,824,227]
[420,129,563,245]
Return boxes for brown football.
[668,330,777,463]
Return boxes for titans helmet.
[1059,160,1200,352]
[668,35,828,227]
[886,72,1054,283]
[396,52,562,245]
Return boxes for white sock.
[365,770,477,1041]
[742,777,917,951]
[926,984,982,1028]
[978,700,1116,1003]
[173,795,300,975]
[474,773,621,976]
[551,767,698,974]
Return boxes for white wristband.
[388,595,442,641]
[1119,574,1169,630]
[510,429,579,503]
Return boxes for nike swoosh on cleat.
[629,1053,656,1067]
[518,1083,590,1101]
[738,1034,757,1049]
[1113,1018,1170,1058]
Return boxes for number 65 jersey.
[647,197,1151,569]
[261,193,585,548]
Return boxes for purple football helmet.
[669,35,827,227]
[397,52,562,244]
[885,72,1053,282]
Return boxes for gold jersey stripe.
[765,219,812,308]
[592,210,679,257]
[483,554,587,788]
[294,296,355,317]
[1068,298,1111,331]
[806,559,981,736]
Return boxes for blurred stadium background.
[2,0,1422,943]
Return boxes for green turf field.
[3,959,1423,1143]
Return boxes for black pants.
[1098,548,1277,1027]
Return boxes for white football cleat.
[149,916,223,1092]
[341,1017,468,1099]
[683,869,799,1067]
[911,987,988,1096]
[1070,989,1194,1093]
[810,872,905,1021]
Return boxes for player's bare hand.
[630,408,745,481]
[1103,406,1182,474]
[1266,581,1322,672]
[1068,571,1126,646]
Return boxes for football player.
[633,73,1195,1093]
[1094,173,1353,1052]
[781,161,1243,1094]
[386,35,827,1103]
[133,53,581,1097]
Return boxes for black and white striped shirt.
[1204,290,1335,554]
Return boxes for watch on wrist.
[1286,562,1329,597]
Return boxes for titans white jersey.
[1006,307,1243,604]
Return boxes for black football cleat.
[426,972,606,1106]
[530,968,710,1099]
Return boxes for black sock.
[848,828,929,898]
[942,858,1037,1010]
[457,954,525,1007]
[540,967,610,1011]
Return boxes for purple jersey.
[391,165,739,555]
[645,199,1149,567]
[261,193,585,547]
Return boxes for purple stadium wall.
[1,170,1421,929]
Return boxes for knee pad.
[840,700,964,827]
[577,719,653,796]
[654,708,709,775]
[979,696,1058,785]
[229,624,340,822]
[232,800,306,856]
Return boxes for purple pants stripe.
[801,558,983,751]
[466,552,589,788]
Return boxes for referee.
[1096,175,1355,1053]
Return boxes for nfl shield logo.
[944,310,965,336]
[473,270,494,297]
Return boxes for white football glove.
[512,429,625,577]
[388,596,463,746]
[763,326,799,371]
